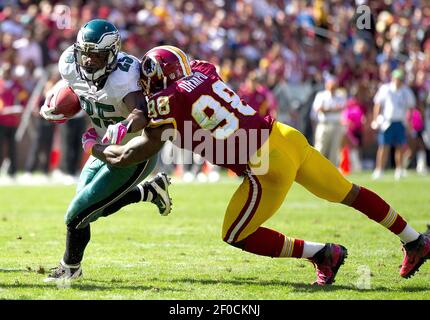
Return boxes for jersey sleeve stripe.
[148,118,177,128]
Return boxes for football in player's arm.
[39,20,172,283]
[93,45,430,285]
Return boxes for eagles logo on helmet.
[74,19,121,84]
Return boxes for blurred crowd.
[1,0,430,184]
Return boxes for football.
[50,85,81,118]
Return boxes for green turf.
[0,172,429,300]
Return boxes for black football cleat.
[143,172,172,216]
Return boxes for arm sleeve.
[406,87,416,109]
[312,92,322,111]
[373,86,384,105]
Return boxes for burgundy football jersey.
[147,60,274,175]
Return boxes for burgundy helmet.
[140,45,192,97]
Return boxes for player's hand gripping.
[39,92,67,124]
[82,127,98,154]
[102,120,132,145]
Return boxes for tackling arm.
[102,90,149,144]
[122,90,149,132]
[93,124,173,167]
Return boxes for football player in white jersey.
[40,19,172,282]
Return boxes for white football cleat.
[44,260,82,283]
[144,172,172,216]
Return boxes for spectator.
[371,69,416,180]
[1,1,430,180]
[312,76,346,166]
[271,75,300,128]
[404,103,428,175]
[237,70,278,119]
[51,110,87,185]
[0,63,27,181]
[21,70,58,182]
[342,85,367,172]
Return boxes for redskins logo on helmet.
[140,45,192,97]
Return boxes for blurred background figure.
[51,109,87,185]
[341,84,367,173]
[371,69,416,180]
[20,69,59,184]
[312,76,346,166]
[1,0,430,183]
[183,154,220,183]
[0,63,27,183]
[404,99,428,175]
[238,70,278,119]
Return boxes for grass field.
[0,172,429,300]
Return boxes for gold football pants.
[223,121,353,243]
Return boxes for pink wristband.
[83,140,96,154]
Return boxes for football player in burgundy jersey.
[92,46,430,285]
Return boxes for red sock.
[350,186,406,234]
[241,227,304,258]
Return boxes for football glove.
[82,127,98,154]
[39,92,67,123]
[101,121,130,145]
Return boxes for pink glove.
[102,121,130,144]
[82,128,98,154]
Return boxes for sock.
[139,183,157,202]
[101,184,157,217]
[61,259,80,269]
[302,241,326,258]
[239,227,304,258]
[101,187,142,217]
[63,225,91,265]
[350,186,419,242]
[398,225,421,244]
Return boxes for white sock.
[61,259,80,268]
[302,241,326,258]
[398,224,420,244]
[137,184,145,202]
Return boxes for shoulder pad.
[108,52,142,99]
[190,60,216,74]
[58,45,76,83]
